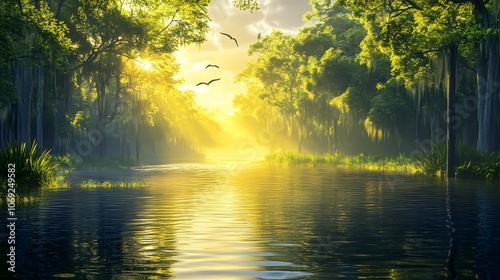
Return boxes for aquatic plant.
[413,144,446,176]
[264,147,497,179]
[80,179,148,188]
[265,152,416,172]
[0,141,61,188]
[0,194,42,206]
[414,144,500,179]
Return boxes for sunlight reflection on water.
[3,164,500,279]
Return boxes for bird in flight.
[196,78,221,86]
[205,64,219,69]
[220,32,239,47]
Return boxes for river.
[1,162,500,279]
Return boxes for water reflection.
[143,163,312,279]
[1,164,499,279]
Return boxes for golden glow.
[138,58,153,71]
[364,117,387,142]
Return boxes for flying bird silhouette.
[220,32,239,47]
[196,78,221,86]
[205,64,219,69]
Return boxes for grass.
[0,141,65,188]
[80,179,148,188]
[0,143,147,205]
[265,145,500,179]
[265,152,417,173]
[414,144,500,179]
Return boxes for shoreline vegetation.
[1,142,498,201]
[0,142,146,205]
[263,146,500,180]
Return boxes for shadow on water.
[1,164,499,279]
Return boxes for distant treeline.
[233,2,499,156]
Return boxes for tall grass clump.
[414,144,447,176]
[0,141,59,188]
[414,143,500,179]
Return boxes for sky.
[174,0,313,116]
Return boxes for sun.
[137,57,153,71]
[141,59,153,71]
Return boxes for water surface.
[2,163,500,279]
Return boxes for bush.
[0,141,59,188]
[53,153,83,171]
[414,143,500,179]
[414,144,446,176]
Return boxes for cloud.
[260,0,311,30]
[175,0,313,114]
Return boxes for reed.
[0,141,61,188]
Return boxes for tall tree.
[326,0,498,154]
[2,0,71,146]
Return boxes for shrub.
[414,144,447,176]
[0,141,58,188]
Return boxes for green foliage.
[414,143,500,179]
[470,153,500,180]
[265,152,417,172]
[414,144,447,176]
[80,179,147,188]
[232,0,259,13]
[53,153,84,171]
[0,73,16,107]
[0,194,41,206]
[266,147,499,179]
[0,141,60,188]
[237,6,396,154]
[368,80,414,130]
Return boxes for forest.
[0,0,499,183]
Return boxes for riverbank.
[264,152,417,172]
[263,150,500,179]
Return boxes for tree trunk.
[15,56,34,145]
[446,44,457,178]
[297,129,302,154]
[53,72,70,154]
[327,121,332,155]
[135,120,140,163]
[476,30,500,152]
[95,76,106,156]
[36,65,44,149]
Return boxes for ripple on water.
[5,165,500,280]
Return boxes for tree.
[245,30,309,152]
[1,0,71,147]
[1,0,260,160]
[330,0,499,154]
